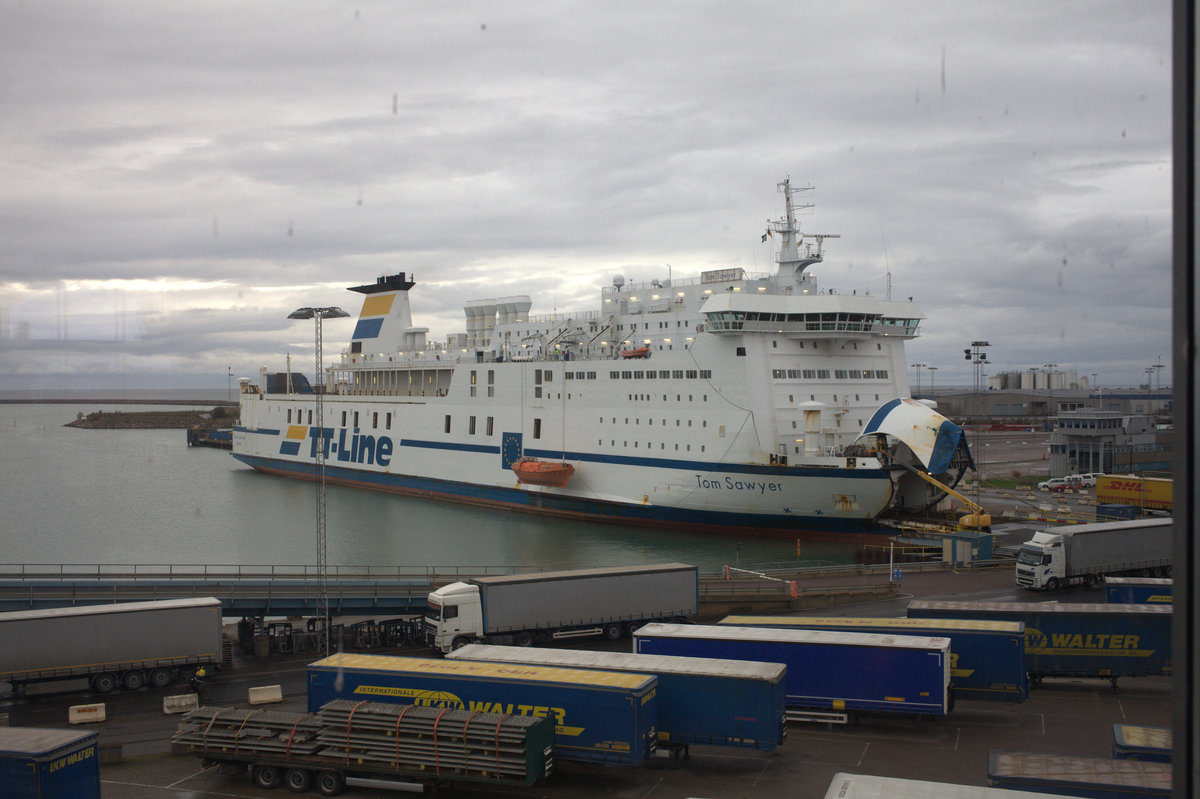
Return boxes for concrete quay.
[8,566,1170,799]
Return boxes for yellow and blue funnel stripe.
[352,294,395,341]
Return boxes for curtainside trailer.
[172,700,555,796]
[425,563,698,653]
[720,614,1027,703]
[988,750,1171,798]
[633,623,951,721]
[0,727,101,799]
[1105,577,1172,604]
[907,600,1172,688]
[307,653,658,766]
[1014,518,1172,591]
[0,597,226,694]
[446,643,787,754]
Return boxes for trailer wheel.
[150,668,174,688]
[92,672,118,694]
[253,764,283,789]
[316,770,345,796]
[515,631,534,647]
[121,669,145,690]
[285,768,313,793]
[1083,574,1096,587]
[603,623,622,640]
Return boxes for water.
[0,400,863,573]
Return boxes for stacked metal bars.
[170,707,323,758]
[316,699,546,780]
[170,701,549,783]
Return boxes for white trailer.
[0,597,226,693]
[1015,518,1173,590]
[425,563,698,653]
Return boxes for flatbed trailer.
[988,749,1171,798]
[172,700,555,795]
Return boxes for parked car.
[1038,477,1084,492]
[1066,472,1103,487]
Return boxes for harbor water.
[0,399,866,573]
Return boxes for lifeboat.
[511,457,575,488]
[620,346,650,359]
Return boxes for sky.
[0,1,1174,393]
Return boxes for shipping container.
[824,771,1071,799]
[306,653,657,766]
[0,597,225,694]
[426,563,698,653]
[907,600,1171,687]
[1112,724,1172,762]
[988,750,1170,798]
[0,727,100,799]
[1096,475,1173,512]
[633,623,951,718]
[447,643,786,753]
[719,614,1026,703]
[1095,503,1140,521]
[1104,577,1173,604]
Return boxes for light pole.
[1042,363,1058,421]
[926,365,937,399]
[288,306,351,657]
[910,362,926,398]
[227,366,233,403]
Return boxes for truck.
[719,614,1027,703]
[633,622,952,721]
[306,652,658,766]
[0,727,100,799]
[1014,518,1172,590]
[824,772,1070,799]
[907,600,1172,688]
[0,597,226,694]
[1096,475,1173,512]
[1112,724,1172,762]
[988,750,1171,797]
[1105,577,1173,604]
[446,643,787,755]
[172,699,555,796]
[425,563,698,653]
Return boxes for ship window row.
[705,310,881,332]
[563,371,598,380]
[771,369,889,380]
[598,440,707,453]
[607,369,712,380]
[602,417,708,428]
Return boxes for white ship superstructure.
[233,180,971,536]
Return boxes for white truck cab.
[425,582,483,652]
[1015,531,1065,590]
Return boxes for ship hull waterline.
[231,452,896,540]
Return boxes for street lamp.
[1042,363,1058,420]
[926,365,937,398]
[227,366,233,403]
[288,306,351,657]
[910,362,926,397]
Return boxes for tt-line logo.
[279,426,394,466]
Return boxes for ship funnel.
[349,273,415,354]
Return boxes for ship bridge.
[699,293,923,339]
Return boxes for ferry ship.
[232,180,973,536]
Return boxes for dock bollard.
[69,703,106,724]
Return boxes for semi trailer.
[446,643,787,754]
[1015,518,1172,591]
[425,563,698,653]
[988,750,1170,797]
[1105,577,1173,604]
[0,727,101,799]
[0,597,226,694]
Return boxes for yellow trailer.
[1095,475,1172,512]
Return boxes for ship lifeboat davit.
[620,346,650,359]
[511,457,575,488]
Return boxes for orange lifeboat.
[511,457,575,488]
[621,346,650,359]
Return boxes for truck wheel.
[1083,574,1096,587]
[451,637,470,651]
[316,770,346,796]
[604,623,622,640]
[515,631,534,647]
[1046,577,1059,591]
[150,668,174,688]
[285,768,313,793]
[253,765,283,789]
[92,672,118,694]
[121,670,145,690]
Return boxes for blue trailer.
[906,600,1172,688]
[446,644,787,754]
[1112,724,1172,762]
[0,727,100,799]
[988,750,1171,798]
[633,623,951,720]
[307,653,657,766]
[720,614,1027,703]
[1104,577,1172,604]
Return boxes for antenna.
[879,219,892,300]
